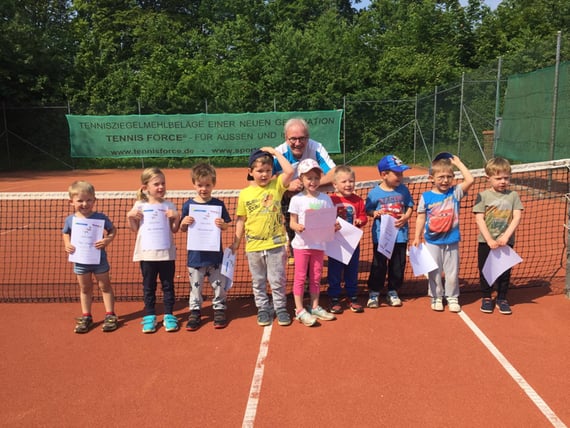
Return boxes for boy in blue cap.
[365,155,414,308]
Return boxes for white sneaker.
[296,309,317,327]
[386,290,402,307]
[367,292,380,308]
[447,297,461,313]
[310,306,336,321]
[431,297,444,311]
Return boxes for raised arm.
[451,156,474,193]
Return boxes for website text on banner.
[67,110,343,158]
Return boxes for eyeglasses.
[434,175,454,182]
[288,136,308,143]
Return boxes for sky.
[353,0,502,10]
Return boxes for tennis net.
[1,159,568,302]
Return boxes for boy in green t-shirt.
[231,147,294,326]
[473,157,523,315]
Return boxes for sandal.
[74,315,93,334]
[102,314,118,332]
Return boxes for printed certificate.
[69,217,105,265]
[187,205,222,251]
[140,203,171,250]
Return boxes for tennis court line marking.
[458,311,567,428]
[242,323,272,428]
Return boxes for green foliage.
[1,0,568,170]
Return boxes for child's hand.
[450,155,463,167]
[354,218,363,227]
[127,208,142,221]
[65,244,76,254]
[394,215,408,229]
[334,221,341,232]
[490,237,503,248]
[259,146,276,156]
[496,237,508,246]
[94,238,108,249]
[165,209,178,220]
[181,216,194,226]
[214,218,225,229]
[295,224,305,233]
[411,238,420,247]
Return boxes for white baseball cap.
[297,158,323,175]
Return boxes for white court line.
[458,311,567,428]
[242,324,272,428]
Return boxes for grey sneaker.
[276,309,292,326]
[296,309,317,327]
[310,305,336,321]
[257,310,272,326]
[386,290,402,307]
[431,297,444,311]
[367,292,380,308]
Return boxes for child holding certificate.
[473,157,523,315]
[327,165,368,314]
[365,155,414,309]
[231,148,294,327]
[127,167,181,333]
[180,163,231,330]
[412,153,473,313]
[62,181,118,334]
[289,158,338,326]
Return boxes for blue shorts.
[73,258,110,275]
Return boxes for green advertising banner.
[67,110,342,158]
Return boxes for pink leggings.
[292,249,324,297]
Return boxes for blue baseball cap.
[377,155,410,173]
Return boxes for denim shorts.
[74,259,110,275]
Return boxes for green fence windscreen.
[497,61,570,162]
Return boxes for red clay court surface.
[1,167,569,427]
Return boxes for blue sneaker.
[480,298,494,313]
[163,314,179,332]
[496,299,512,315]
[141,315,157,333]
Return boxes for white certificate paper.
[69,217,105,264]
[325,217,363,265]
[482,246,523,286]
[302,207,337,245]
[140,203,171,250]
[408,243,438,276]
[221,247,236,290]
[377,214,398,259]
[187,205,222,251]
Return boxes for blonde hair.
[333,165,355,181]
[430,158,454,177]
[68,180,95,199]
[192,163,217,185]
[485,157,512,176]
[137,167,165,201]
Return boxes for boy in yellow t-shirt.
[231,147,294,327]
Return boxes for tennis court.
[0,164,568,427]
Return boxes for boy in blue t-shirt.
[180,163,231,330]
[365,155,414,308]
[412,154,473,313]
